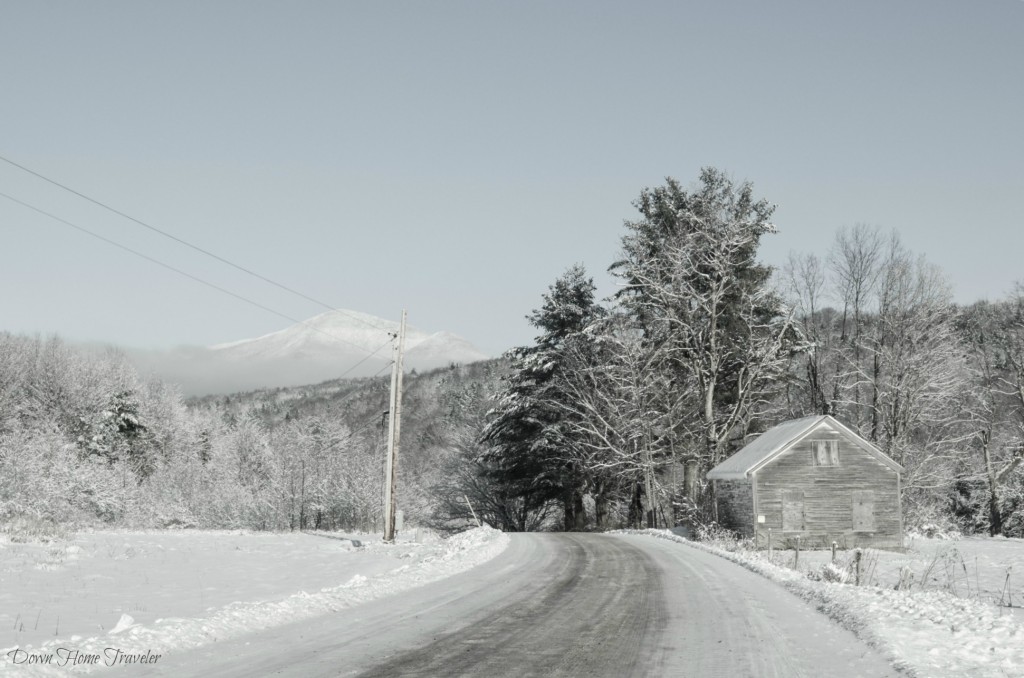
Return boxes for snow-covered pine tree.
[480,264,603,531]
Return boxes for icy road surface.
[141,533,898,677]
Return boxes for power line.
[285,361,395,440]
[370,361,395,379]
[0,190,394,362]
[349,407,391,439]
[334,343,393,381]
[328,361,400,441]
[0,153,395,333]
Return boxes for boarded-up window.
[782,491,805,531]
[812,440,839,466]
[853,490,875,531]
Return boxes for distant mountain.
[128,310,489,396]
[210,309,487,365]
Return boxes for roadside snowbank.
[0,527,508,675]
[618,529,1024,678]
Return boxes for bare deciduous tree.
[828,223,884,431]
[611,170,798,523]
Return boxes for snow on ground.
[621,529,1024,678]
[797,534,1024,613]
[0,527,508,675]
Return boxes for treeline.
[783,231,1024,536]
[191,357,508,532]
[0,328,505,536]
[0,332,380,533]
[462,168,1024,537]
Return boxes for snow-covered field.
[797,534,1023,611]
[0,527,508,675]
[624,529,1024,678]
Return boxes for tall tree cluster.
[481,169,798,530]
[478,171,1024,535]
[610,169,798,520]
[779,225,1024,533]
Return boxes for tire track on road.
[355,534,664,678]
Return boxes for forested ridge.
[2,168,1022,539]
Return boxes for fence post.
[768,527,773,559]
[795,535,801,569]
[855,548,862,586]
[831,540,838,564]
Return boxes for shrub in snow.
[694,523,753,553]
[911,522,961,540]
[807,561,851,584]
[1001,499,1024,538]
[895,565,916,591]
[905,500,963,540]
[2,515,73,544]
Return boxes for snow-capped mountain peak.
[207,310,488,380]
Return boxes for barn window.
[811,440,839,466]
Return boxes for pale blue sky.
[2,1,1022,358]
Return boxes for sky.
[2,1,1022,360]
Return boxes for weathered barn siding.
[753,423,901,548]
[715,480,754,538]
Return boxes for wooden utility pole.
[383,310,407,542]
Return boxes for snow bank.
[0,527,508,675]
[618,529,1024,678]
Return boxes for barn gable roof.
[706,414,904,480]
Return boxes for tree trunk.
[683,459,699,504]
[563,487,587,531]
[573,490,587,531]
[643,456,657,529]
[628,482,643,529]
[565,489,589,536]
[299,460,306,530]
[989,487,1003,537]
[983,434,1004,536]
[594,479,609,530]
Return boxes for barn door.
[782,491,805,531]
[852,490,875,531]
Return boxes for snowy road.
[140,533,898,677]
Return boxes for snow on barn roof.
[706,414,903,480]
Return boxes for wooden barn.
[707,415,904,548]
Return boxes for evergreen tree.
[480,264,603,530]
